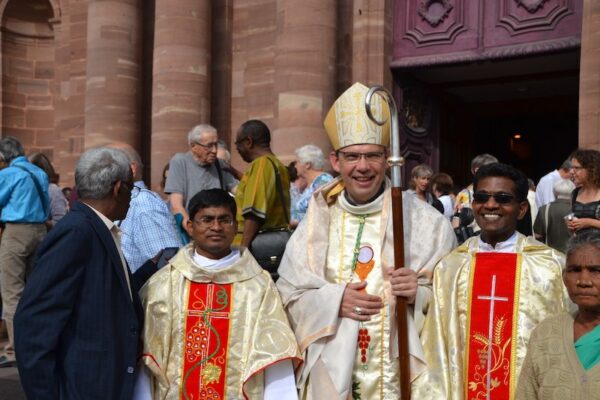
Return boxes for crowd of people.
[0,81,599,399]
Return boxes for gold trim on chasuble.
[181,281,233,400]
[464,253,522,400]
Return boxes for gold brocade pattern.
[139,246,301,400]
[411,235,573,400]
[327,201,400,399]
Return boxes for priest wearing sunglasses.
[412,162,572,400]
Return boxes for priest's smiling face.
[472,176,528,247]
[187,206,237,260]
[330,143,388,204]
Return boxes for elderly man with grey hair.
[0,136,49,368]
[14,147,160,400]
[109,142,181,272]
[165,124,238,237]
[533,178,576,253]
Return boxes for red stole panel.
[181,282,232,400]
[465,253,521,400]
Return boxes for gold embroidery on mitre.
[323,82,391,151]
[201,362,222,385]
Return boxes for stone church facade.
[0,0,598,189]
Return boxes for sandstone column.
[151,0,211,190]
[579,0,600,150]
[84,0,142,149]
[273,0,337,163]
[351,0,393,90]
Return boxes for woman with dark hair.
[517,231,600,398]
[567,149,600,234]
[29,152,68,228]
[431,172,455,219]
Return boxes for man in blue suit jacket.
[14,147,159,399]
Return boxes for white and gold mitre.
[324,82,390,151]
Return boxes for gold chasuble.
[277,178,457,400]
[412,234,572,400]
[139,246,301,400]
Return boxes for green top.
[575,323,600,370]
[235,154,290,243]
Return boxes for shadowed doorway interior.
[404,49,580,187]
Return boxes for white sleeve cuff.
[264,359,298,400]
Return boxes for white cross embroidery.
[477,275,509,399]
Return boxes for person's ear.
[112,181,122,198]
[130,163,139,179]
[516,200,528,220]
[330,151,340,173]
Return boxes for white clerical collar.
[338,187,385,215]
[478,232,517,253]
[192,248,241,270]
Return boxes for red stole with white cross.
[181,282,232,400]
[464,253,521,400]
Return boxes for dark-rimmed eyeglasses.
[472,192,515,204]
[193,216,235,228]
[337,151,386,164]
[192,141,218,150]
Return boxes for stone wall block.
[34,61,55,79]
[3,127,34,146]
[27,44,55,61]
[17,78,49,95]
[26,109,54,129]
[2,39,26,58]
[27,95,53,109]
[2,91,26,108]
[3,106,25,127]
[6,58,34,78]
[33,129,55,147]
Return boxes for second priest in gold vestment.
[412,163,572,400]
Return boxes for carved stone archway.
[0,0,60,157]
[0,0,60,19]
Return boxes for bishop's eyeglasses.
[337,151,386,164]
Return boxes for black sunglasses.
[472,192,515,204]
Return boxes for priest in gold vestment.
[276,83,456,399]
[412,163,572,400]
[135,189,301,400]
